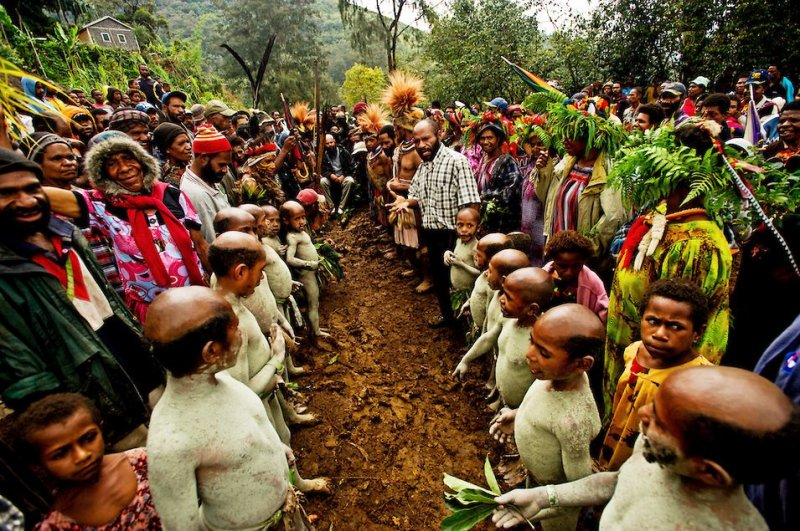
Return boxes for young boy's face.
[499,277,530,319]
[526,319,579,381]
[486,259,503,290]
[551,251,585,285]
[640,296,698,361]
[29,409,105,483]
[286,210,307,232]
[455,210,479,242]
[263,209,280,237]
[474,241,489,270]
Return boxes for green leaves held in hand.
[314,241,344,286]
[441,457,501,531]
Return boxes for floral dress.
[74,186,203,322]
[35,448,162,530]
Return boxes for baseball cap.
[483,97,508,112]
[161,90,187,106]
[689,76,710,88]
[746,69,769,85]
[189,104,206,122]
[662,82,687,97]
[204,99,236,118]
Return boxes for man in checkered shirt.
[390,119,480,327]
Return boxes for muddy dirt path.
[292,211,498,529]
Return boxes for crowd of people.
[0,59,798,530]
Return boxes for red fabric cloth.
[102,182,205,287]
[617,215,650,270]
[31,236,90,300]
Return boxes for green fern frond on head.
[521,91,564,114]
[546,104,626,158]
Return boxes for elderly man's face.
[325,135,337,149]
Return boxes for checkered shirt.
[408,145,481,230]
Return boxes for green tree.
[422,0,541,103]
[340,64,385,106]
[339,0,433,72]
[214,0,338,109]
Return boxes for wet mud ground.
[292,210,500,529]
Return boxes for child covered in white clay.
[281,200,329,340]
[144,286,311,529]
[208,232,327,495]
[444,207,481,311]
[260,204,305,328]
[454,266,553,409]
[490,304,604,531]
[453,250,530,401]
[460,233,512,336]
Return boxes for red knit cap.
[192,125,231,154]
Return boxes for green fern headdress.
[607,123,733,215]
[510,114,551,151]
[545,103,626,158]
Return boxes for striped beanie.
[192,125,230,154]
[109,109,150,131]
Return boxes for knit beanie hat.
[192,125,231,154]
[109,109,150,132]
[152,123,187,154]
[296,188,320,206]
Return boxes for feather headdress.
[356,103,389,136]
[382,71,426,131]
[290,101,316,132]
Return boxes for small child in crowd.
[542,230,608,323]
[597,278,712,471]
[444,206,481,314]
[454,268,554,409]
[282,200,329,341]
[490,304,605,531]
[15,393,161,530]
[461,233,512,336]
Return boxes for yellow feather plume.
[290,101,316,131]
[382,71,425,116]
[356,103,389,135]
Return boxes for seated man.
[492,366,800,530]
[145,286,309,530]
[320,134,355,216]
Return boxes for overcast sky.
[352,0,594,33]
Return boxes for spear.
[314,61,325,192]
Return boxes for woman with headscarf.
[44,135,207,321]
[152,122,192,187]
[20,133,79,189]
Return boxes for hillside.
[154,0,418,84]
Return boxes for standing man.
[161,90,191,136]
[390,119,480,327]
[658,82,690,126]
[321,134,356,216]
[766,65,795,104]
[0,148,152,448]
[136,64,163,108]
[180,126,232,242]
[204,100,236,137]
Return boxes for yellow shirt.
[597,341,711,471]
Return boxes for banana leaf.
[442,457,501,531]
